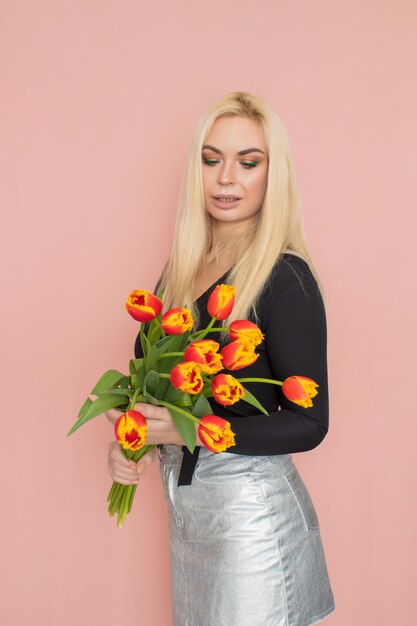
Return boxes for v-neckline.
[192,267,233,304]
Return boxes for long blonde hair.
[158,91,325,333]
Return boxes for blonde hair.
[158,91,325,336]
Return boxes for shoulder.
[255,253,324,328]
[266,253,319,297]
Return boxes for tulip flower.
[114,410,148,451]
[282,375,319,408]
[125,290,162,322]
[207,284,236,320]
[184,339,223,374]
[198,415,236,453]
[229,320,265,347]
[220,339,260,370]
[211,373,245,405]
[170,361,204,394]
[161,307,194,334]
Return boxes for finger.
[108,442,138,470]
[134,402,168,421]
[109,456,142,479]
[136,449,159,472]
[111,465,141,480]
[88,393,98,402]
[106,407,124,421]
[136,449,158,474]
[113,476,141,485]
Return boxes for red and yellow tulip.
[282,375,319,408]
[220,339,260,370]
[198,415,236,453]
[125,290,162,322]
[114,410,148,451]
[229,319,265,347]
[161,308,194,334]
[211,373,246,405]
[184,339,223,374]
[207,284,236,320]
[170,361,204,394]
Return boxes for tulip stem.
[139,323,146,358]
[236,377,283,386]
[128,388,143,410]
[158,352,184,359]
[190,317,218,341]
[189,327,230,338]
[157,399,200,424]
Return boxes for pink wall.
[1,1,416,624]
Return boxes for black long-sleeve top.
[134,253,329,486]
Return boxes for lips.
[213,195,241,200]
[212,195,242,208]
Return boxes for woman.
[103,92,335,625]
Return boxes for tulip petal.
[125,290,162,322]
[114,410,148,451]
[198,415,236,452]
[282,375,319,408]
[207,284,236,320]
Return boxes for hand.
[88,394,203,447]
[107,440,158,485]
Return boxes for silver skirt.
[159,444,335,626]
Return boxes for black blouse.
[134,253,329,486]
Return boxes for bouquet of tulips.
[67,283,319,528]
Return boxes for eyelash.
[202,157,260,169]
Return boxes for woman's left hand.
[133,402,185,446]
[88,394,202,446]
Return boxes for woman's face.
[201,116,268,228]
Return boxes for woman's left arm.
[226,257,330,455]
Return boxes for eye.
[202,157,219,166]
[240,161,260,169]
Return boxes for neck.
[207,217,256,266]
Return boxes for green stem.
[158,352,184,359]
[189,326,230,338]
[139,323,146,358]
[236,377,283,386]
[189,317,218,341]
[127,483,138,513]
[128,388,143,410]
[157,399,200,424]
[117,486,130,528]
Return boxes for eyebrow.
[202,144,265,156]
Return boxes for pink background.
[1,1,416,624]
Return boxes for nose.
[218,161,235,186]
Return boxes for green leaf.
[77,396,92,420]
[177,330,191,351]
[66,393,128,437]
[148,320,162,345]
[143,370,160,396]
[240,388,269,415]
[155,334,182,354]
[168,406,196,453]
[143,336,158,373]
[91,370,126,394]
[142,390,160,405]
[165,386,193,407]
[95,387,135,398]
[192,394,213,418]
[131,357,144,369]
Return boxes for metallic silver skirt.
[159,444,335,626]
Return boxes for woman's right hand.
[108,441,159,485]
[86,393,159,484]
